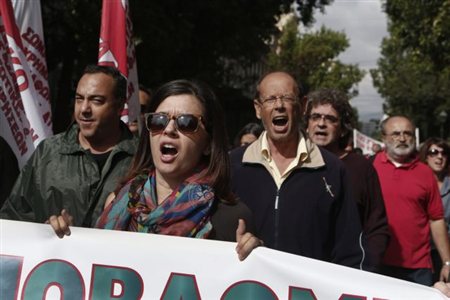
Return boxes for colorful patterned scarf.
[96,167,214,238]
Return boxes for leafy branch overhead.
[41,0,343,135]
[267,17,365,97]
[371,0,450,139]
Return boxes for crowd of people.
[1,66,450,294]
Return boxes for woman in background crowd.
[233,122,263,148]
[419,137,450,282]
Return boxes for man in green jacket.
[0,65,137,227]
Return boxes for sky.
[310,0,388,121]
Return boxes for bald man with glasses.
[230,71,364,269]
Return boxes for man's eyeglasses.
[427,148,447,158]
[144,112,203,134]
[308,113,339,124]
[259,94,297,106]
[384,131,414,140]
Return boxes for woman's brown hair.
[118,79,235,203]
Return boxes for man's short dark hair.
[83,65,127,103]
[305,88,356,149]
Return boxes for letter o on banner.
[221,280,278,300]
[22,259,85,300]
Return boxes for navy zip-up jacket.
[230,134,364,269]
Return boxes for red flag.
[98,0,139,124]
[0,0,52,167]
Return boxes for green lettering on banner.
[339,295,366,300]
[221,281,278,300]
[160,273,201,300]
[289,287,317,300]
[90,265,143,299]
[22,260,84,300]
[0,255,23,300]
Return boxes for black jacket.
[0,137,19,208]
[230,135,364,269]
[341,152,390,272]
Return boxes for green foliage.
[41,0,101,132]
[384,0,450,67]
[371,0,450,139]
[267,18,365,97]
[40,0,333,134]
[291,0,334,26]
[130,1,282,88]
[41,0,101,71]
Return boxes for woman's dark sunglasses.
[144,112,203,134]
[427,148,447,157]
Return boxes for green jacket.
[0,123,137,227]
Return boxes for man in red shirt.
[373,115,450,286]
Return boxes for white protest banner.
[0,220,446,299]
[353,129,384,155]
[0,0,52,168]
[98,0,139,125]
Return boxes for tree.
[371,0,450,139]
[41,0,102,133]
[289,0,334,26]
[41,1,334,134]
[267,16,365,97]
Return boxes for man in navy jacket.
[230,71,364,268]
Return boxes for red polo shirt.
[373,151,443,269]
